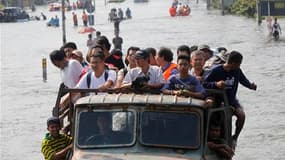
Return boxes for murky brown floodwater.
[1,0,285,159]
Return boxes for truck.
[53,83,233,160]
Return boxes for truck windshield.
[140,111,200,149]
[77,110,136,148]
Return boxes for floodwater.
[1,0,285,159]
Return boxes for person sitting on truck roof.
[41,117,72,160]
[162,54,205,99]
[121,49,164,92]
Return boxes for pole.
[207,0,210,9]
[42,58,47,82]
[61,0,66,45]
[221,0,224,15]
[267,1,270,16]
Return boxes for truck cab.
[54,85,233,160]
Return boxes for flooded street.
[1,0,285,159]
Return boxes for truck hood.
[73,151,198,160]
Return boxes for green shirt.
[41,133,72,160]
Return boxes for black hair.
[227,51,243,64]
[111,48,123,57]
[158,47,173,62]
[90,51,105,60]
[63,42,77,50]
[125,46,140,65]
[217,47,227,53]
[145,47,156,57]
[189,45,198,54]
[50,50,65,62]
[47,117,60,127]
[96,36,111,51]
[177,54,190,63]
[177,45,190,56]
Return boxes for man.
[76,51,116,91]
[61,42,77,59]
[177,44,191,56]
[112,31,123,50]
[190,50,206,82]
[156,47,178,81]
[145,47,158,66]
[70,49,88,68]
[203,51,257,148]
[50,49,83,88]
[122,49,164,91]
[198,44,213,62]
[41,117,72,160]
[162,54,205,99]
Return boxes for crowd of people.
[43,32,258,159]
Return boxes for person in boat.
[50,49,83,88]
[169,4,177,17]
[47,17,55,26]
[115,46,140,88]
[172,0,178,9]
[162,54,205,99]
[54,15,59,27]
[207,122,234,159]
[203,51,257,149]
[121,49,164,91]
[41,117,72,160]
[156,47,178,81]
[145,47,158,66]
[190,50,206,82]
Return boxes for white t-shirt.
[61,59,83,88]
[76,69,117,89]
[123,65,165,84]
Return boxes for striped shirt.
[41,133,72,160]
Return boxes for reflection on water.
[1,0,285,159]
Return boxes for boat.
[108,0,125,3]
[0,7,29,22]
[134,0,149,2]
[53,84,234,160]
[169,4,191,17]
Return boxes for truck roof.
[75,93,206,108]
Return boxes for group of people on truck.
[43,33,257,159]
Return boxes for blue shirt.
[203,65,252,106]
[162,74,206,96]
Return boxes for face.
[177,50,189,56]
[64,48,73,58]
[156,55,163,66]
[228,62,241,70]
[191,54,205,69]
[97,116,110,133]
[149,54,158,66]
[209,127,221,140]
[90,56,104,71]
[47,124,60,138]
[177,59,190,74]
[127,49,137,66]
[135,58,148,68]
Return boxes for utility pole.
[61,0,66,44]
[221,0,225,15]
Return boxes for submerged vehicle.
[0,7,29,22]
[53,84,233,160]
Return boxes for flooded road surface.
[1,0,285,159]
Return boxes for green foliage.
[0,3,4,10]
[229,0,257,16]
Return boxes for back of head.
[63,42,77,50]
[145,47,157,57]
[158,47,173,62]
[50,50,65,62]
[96,36,111,51]
[177,45,190,56]
[227,51,243,64]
